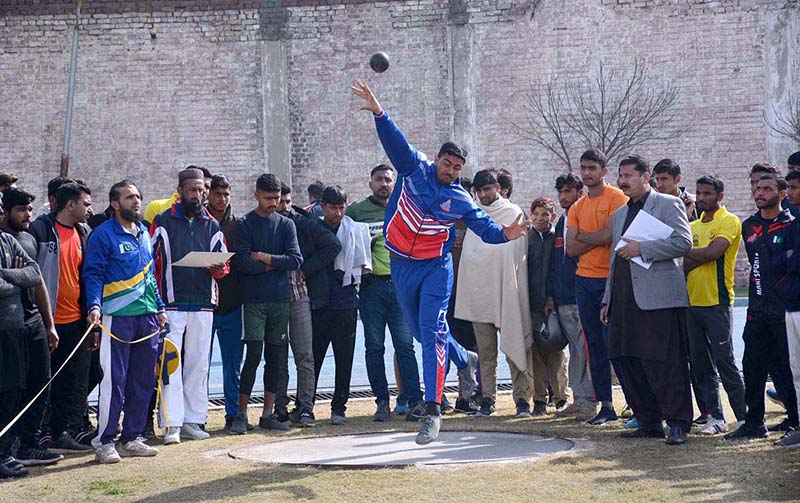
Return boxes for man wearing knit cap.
[151,167,230,444]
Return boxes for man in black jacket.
[151,168,230,444]
[276,184,342,428]
[528,197,568,417]
[726,173,798,440]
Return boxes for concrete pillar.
[260,40,292,185]
[764,9,798,168]
[448,0,480,177]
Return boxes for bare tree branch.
[512,59,690,168]
[765,93,800,146]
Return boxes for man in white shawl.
[455,170,533,416]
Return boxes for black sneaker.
[406,402,426,422]
[515,400,531,418]
[49,432,93,453]
[475,398,496,417]
[298,409,316,428]
[586,407,618,425]
[693,413,711,426]
[0,462,27,479]
[274,408,290,424]
[74,428,97,446]
[767,418,795,432]
[288,408,301,424]
[373,400,391,422]
[724,422,769,440]
[532,401,548,417]
[15,447,64,467]
[2,456,24,471]
[454,397,480,414]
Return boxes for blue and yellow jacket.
[374,111,506,260]
[83,217,165,316]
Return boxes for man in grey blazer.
[600,155,693,445]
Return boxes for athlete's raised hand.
[351,80,383,115]
[502,214,530,241]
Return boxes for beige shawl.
[454,196,532,371]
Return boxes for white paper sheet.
[613,210,673,270]
[172,251,234,268]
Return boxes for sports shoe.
[587,407,618,425]
[393,401,409,415]
[441,395,455,414]
[699,418,728,435]
[774,429,800,448]
[259,414,290,431]
[515,399,531,418]
[274,408,290,424]
[49,431,93,454]
[457,350,478,400]
[767,418,795,432]
[330,411,347,425]
[3,456,24,471]
[406,402,426,422]
[532,401,548,417]
[118,439,159,458]
[373,400,391,422]
[554,400,568,413]
[454,397,480,415]
[74,428,97,447]
[163,427,181,445]
[555,402,578,417]
[415,414,441,445]
[95,444,121,464]
[623,416,640,429]
[0,462,28,478]
[298,409,316,428]
[181,423,210,440]
[15,447,63,466]
[229,412,248,435]
[693,413,711,426]
[724,422,769,440]
[766,388,785,409]
[475,397,496,417]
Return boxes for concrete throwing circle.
[228,431,575,468]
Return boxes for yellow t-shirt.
[567,184,628,278]
[686,206,741,307]
[144,193,179,224]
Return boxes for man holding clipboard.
[151,168,230,445]
[601,155,693,445]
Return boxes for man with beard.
[275,183,340,428]
[683,176,746,435]
[151,168,229,444]
[347,164,423,422]
[84,180,168,463]
[29,181,94,453]
[547,173,595,421]
[601,155,693,445]
[726,173,798,440]
[0,190,42,478]
[352,80,528,444]
[0,189,62,468]
[566,149,628,425]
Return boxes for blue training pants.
[391,253,468,404]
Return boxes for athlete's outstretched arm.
[352,80,421,176]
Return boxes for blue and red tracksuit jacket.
[374,111,507,259]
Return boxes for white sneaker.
[163,427,181,445]
[118,439,159,457]
[180,423,210,440]
[95,444,121,464]
[699,418,728,435]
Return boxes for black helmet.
[532,312,569,352]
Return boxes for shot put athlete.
[351,80,529,444]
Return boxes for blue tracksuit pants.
[391,253,468,404]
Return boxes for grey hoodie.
[0,232,41,330]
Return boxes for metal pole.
[60,0,81,177]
